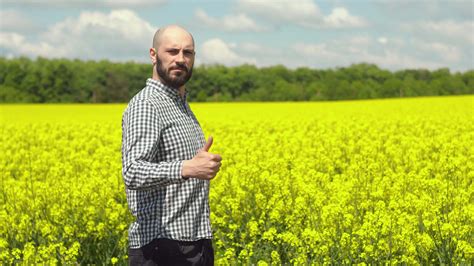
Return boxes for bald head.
[152,25,195,51]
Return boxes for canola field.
[0,96,473,265]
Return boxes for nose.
[175,51,185,64]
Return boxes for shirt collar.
[146,78,187,101]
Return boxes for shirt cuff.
[175,160,189,181]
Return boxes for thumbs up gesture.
[201,135,214,152]
[182,136,222,180]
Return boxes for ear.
[150,48,157,65]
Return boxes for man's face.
[156,54,193,89]
[155,30,195,88]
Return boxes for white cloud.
[0,9,156,61]
[240,42,263,53]
[377,37,388,44]
[239,42,277,55]
[195,8,267,32]
[375,0,473,20]
[1,0,167,8]
[348,36,371,46]
[43,9,154,43]
[291,37,446,70]
[199,38,256,66]
[238,0,367,29]
[0,9,38,32]
[238,42,282,66]
[414,42,462,62]
[286,32,472,71]
[100,0,167,8]
[238,0,322,24]
[292,43,341,61]
[199,40,281,67]
[196,33,470,70]
[405,20,474,45]
[323,7,367,28]
[0,32,60,57]
[369,51,443,70]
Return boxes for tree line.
[0,57,472,103]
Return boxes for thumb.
[202,136,213,152]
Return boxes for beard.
[156,57,193,89]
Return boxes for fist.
[182,136,222,180]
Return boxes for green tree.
[382,78,403,98]
[0,57,472,103]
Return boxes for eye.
[184,50,195,56]
[167,49,179,55]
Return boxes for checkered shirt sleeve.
[122,99,184,189]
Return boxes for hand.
[182,136,222,180]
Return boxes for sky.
[0,0,473,71]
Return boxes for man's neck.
[178,86,186,99]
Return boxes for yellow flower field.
[1,96,473,264]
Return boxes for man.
[121,25,222,265]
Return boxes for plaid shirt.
[121,78,212,248]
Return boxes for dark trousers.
[128,238,214,266]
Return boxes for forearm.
[123,160,185,190]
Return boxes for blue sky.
[1,0,472,71]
